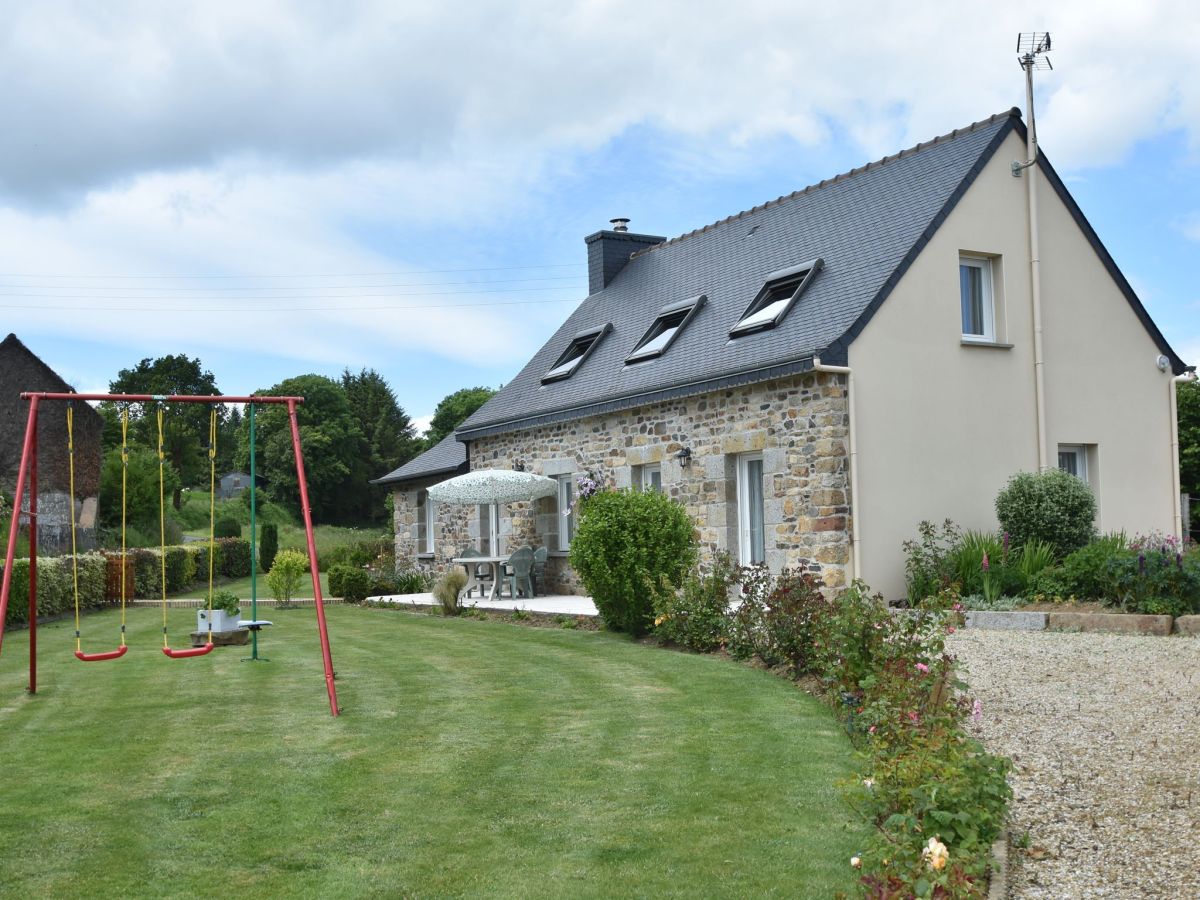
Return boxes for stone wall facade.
[393,371,851,594]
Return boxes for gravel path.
[948,630,1200,899]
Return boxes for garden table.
[451,554,509,601]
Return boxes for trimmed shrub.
[995,469,1097,557]
[259,523,279,574]
[266,549,308,607]
[336,568,374,604]
[569,488,697,635]
[216,538,252,578]
[162,545,196,593]
[214,517,242,539]
[327,564,354,598]
[433,570,467,616]
[2,553,107,626]
[130,548,160,598]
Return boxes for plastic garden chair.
[503,547,535,599]
[531,546,548,596]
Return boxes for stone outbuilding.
[378,109,1192,599]
[0,333,104,552]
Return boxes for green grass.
[0,606,866,898]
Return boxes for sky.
[1,1,1198,438]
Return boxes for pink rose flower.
[915,662,930,674]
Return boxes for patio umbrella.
[427,468,558,505]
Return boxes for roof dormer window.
[541,323,611,383]
[730,258,823,336]
[626,295,705,364]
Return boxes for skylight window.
[730,258,823,336]
[626,295,705,363]
[541,323,611,384]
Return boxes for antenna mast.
[1013,32,1052,175]
[1013,31,1054,472]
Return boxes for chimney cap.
[609,217,630,232]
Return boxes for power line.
[0,262,584,279]
[0,295,585,313]
[0,284,585,303]
[0,274,586,292]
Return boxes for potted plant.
[197,589,242,633]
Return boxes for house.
[0,333,104,552]
[379,109,1192,599]
[217,471,262,500]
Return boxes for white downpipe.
[1170,371,1198,540]
[812,358,860,581]
[1024,72,1049,472]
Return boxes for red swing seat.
[75,645,129,662]
[162,643,214,659]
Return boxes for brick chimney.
[584,218,665,295]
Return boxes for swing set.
[0,392,340,717]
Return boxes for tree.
[98,446,180,531]
[1179,379,1200,537]
[425,386,497,446]
[342,368,421,522]
[101,355,225,508]
[235,374,368,525]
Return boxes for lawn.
[0,606,867,898]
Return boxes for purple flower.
[981,552,990,573]
[972,699,982,724]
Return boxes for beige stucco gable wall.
[849,129,1176,599]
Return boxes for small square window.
[633,463,662,492]
[960,255,995,342]
[627,296,705,363]
[542,323,612,384]
[1057,445,1088,483]
[731,259,823,336]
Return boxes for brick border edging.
[988,830,1009,900]
[959,609,1197,636]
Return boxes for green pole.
[249,402,259,661]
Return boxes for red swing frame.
[0,392,340,717]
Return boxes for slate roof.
[457,108,1187,440]
[371,432,467,486]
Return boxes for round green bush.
[214,517,242,539]
[994,470,1096,558]
[569,488,697,635]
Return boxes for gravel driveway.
[947,630,1199,899]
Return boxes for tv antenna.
[1013,32,1053,175]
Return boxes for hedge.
[2,553,108,627]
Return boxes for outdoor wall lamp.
[676,447,692,468]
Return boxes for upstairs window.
[626,295,705,363]
[960,255,995,342]
[541,323,611,384]
[731,259,823,336]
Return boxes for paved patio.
[369,591,598,617]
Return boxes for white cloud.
[411,414,433,437]
[3,0,1198,209]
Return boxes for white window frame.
[478,503,500,555]
[959,254,995,343]
[417,490,432,556]
[556,475,575,550]
[736,453,765,566]
[634,463,662,492]
[1057,445,1088,483]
